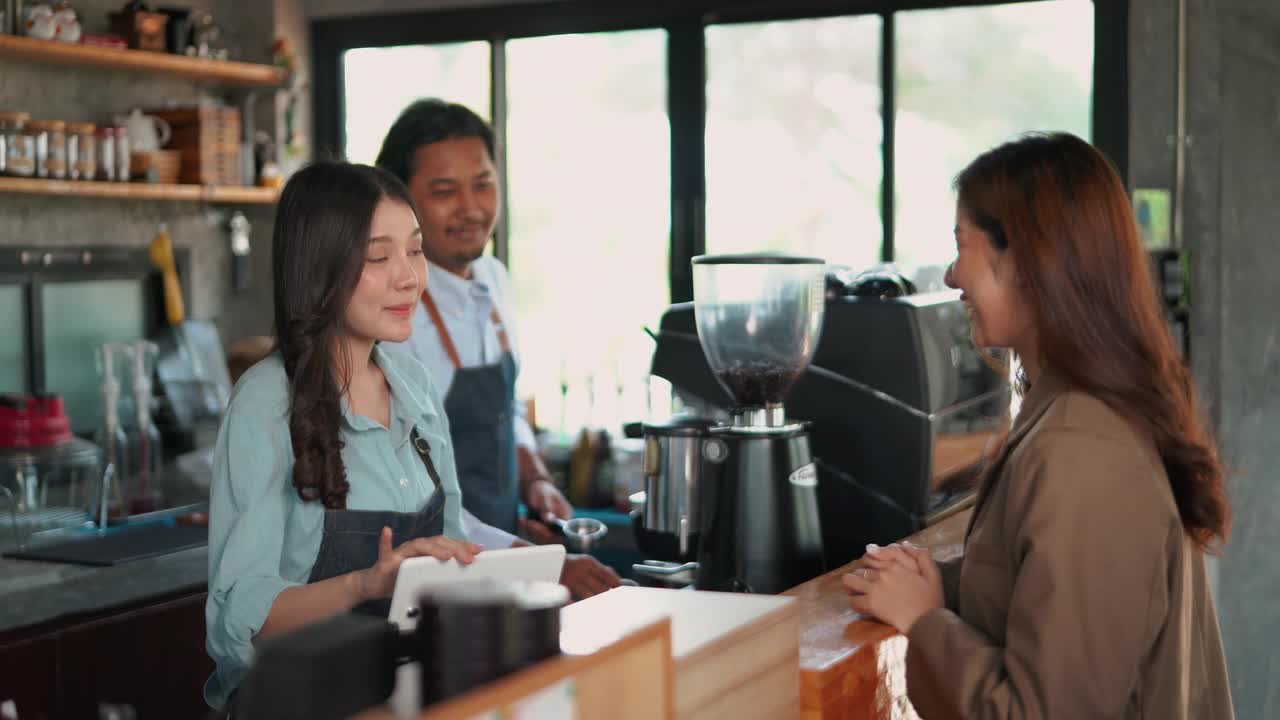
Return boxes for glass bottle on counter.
[66,122,96,181]
[0,111,35,177]
[125,339,163,514]
[94,342,132,525]
[29,119,68,179]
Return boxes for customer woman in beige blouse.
[842,132,1234,719]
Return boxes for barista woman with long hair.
[204,162,484,708]
[842,133,1234,719]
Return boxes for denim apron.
[223,430,451,716]
[421,290,520,534]
[306,428,448,617]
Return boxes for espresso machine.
[636,263,1011,582]
[633,255,827,594]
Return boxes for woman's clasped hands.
[841,541,945,634]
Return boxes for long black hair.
[374,99,495,185]
[272,161,420,508]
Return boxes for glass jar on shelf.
[29,119,68,180]
[96,126,116,182]
[0,111,35,177]
[66,122,96,181]
[114,126,130,182]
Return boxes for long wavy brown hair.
[955,132,1230,553]
[271,161,420,509]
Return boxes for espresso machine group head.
[635,254,828,594]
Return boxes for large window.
[506,31,670,438]
[342,42,490,164]
[319,0,1110,434]
[894,1,1094,269]
[706,16,882,270]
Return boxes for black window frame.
[313,0,1127,302]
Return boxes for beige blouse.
[905,370,1233,719]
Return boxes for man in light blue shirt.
[377,99,621,599]
[393,249,536,525]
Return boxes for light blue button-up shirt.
[383,256,536,450]
[204,344,464,708]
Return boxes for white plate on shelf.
[387,544,566,631]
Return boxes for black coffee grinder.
[642,254,827,594]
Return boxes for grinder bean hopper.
[635,254,826,593]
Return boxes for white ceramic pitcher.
[117,110,172,152]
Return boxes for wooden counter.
[355,617,675,720]
[564,587,800,719]
[357,587,797,720]
[785,508,971,720]
[358,508,967,720]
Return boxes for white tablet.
[387,545,567,631]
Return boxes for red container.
[0,394,75,449]
[80,32,130,50]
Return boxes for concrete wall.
[275,0,314,179]
[1199,3,1280,717]
[1131,0,1280,716]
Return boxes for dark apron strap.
[306,427,448,587]
[410,427,444,491]
[420,289,511,369]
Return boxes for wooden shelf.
[0,35,287,87]
[0,176,279,204]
